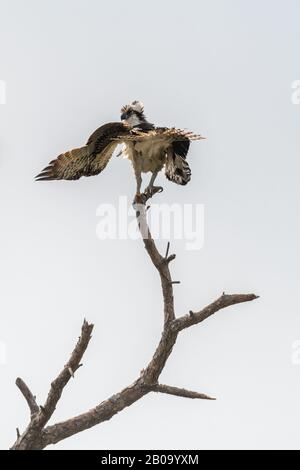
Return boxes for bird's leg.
[133,154,145,205]
[136,170,142,195]
[148,171,158,189]
[133,172,145,205]
[144,171,163,198]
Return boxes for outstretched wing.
[117,127,203,143]
[35,122,130,181]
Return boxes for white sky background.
[0,0,300,450]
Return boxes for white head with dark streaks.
[120,100,147,127]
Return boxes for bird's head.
[120,101,146,127]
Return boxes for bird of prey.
[36,101,204,201]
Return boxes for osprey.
[36,101,204,201]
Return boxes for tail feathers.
[35,146,89,181]
[165,152,191,186]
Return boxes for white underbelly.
[123,141,168,173]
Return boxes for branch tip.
[15,377,39,416]
[153,384,215,401]
[167,254,176,264]
[165,242,170,259]
[175,293,259,331]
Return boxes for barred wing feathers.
[114,127,203,143]
[36,122,129,181]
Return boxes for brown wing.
[165,134,192,185]
[165,150,192,185]
[35,122,130,181]
[115,127,204,143]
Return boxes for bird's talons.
[133,186,164,208]
[144,186,163,199]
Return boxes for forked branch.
[11,197,258,450]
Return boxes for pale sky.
[0,0,299,450]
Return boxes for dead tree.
[11,196,258,450]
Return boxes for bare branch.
[41,319,94,426]
[15,378,39,416]
[166,254,176,264]
[39,379,149,448]
[136,203,175,327]
[11,193,258,450]
[152,384,216,400]
[173,294,259,332]
[165,241,170,259]
[11,320,94,450]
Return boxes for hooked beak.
[121,112,127,121]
